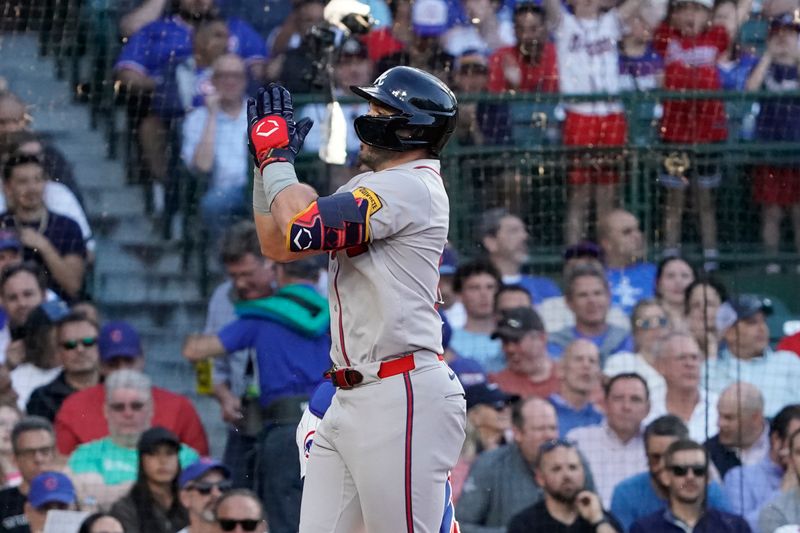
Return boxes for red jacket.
[54,384,209,455]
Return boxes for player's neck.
[669,498,704,527]
[559,383,591,409]
[492,256,520,278]
[374,150,431,171]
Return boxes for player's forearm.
[191,114,217,172]
[745,54,771,91]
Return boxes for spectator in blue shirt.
[598,209,656,315]
[631,439,750,533]
[723,404,800,531]
[183,257,331,533]
[450,259,505,372]
[181,53,250,239]
[199,221,276,490]
[114,0,265,199]
[479,208,561,305]
[713,0,757,91]
[548,339,603,437]
[611,415,730,532]
[548,264,633,363]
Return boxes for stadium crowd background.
[1,0,800,531]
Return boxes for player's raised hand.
[247,83,314,171]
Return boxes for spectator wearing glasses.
[55,321,208,456]
[647,332,718,443]
[110,427,189,533]
[630,440,749,533]
[178,458,232,533]
[67,371,200,508]
[508,439,622,533]
[603,299,669,403]
[0,416,56,533]
[26,312,100,422]
[213,489,267,532]
[610,415,729,532]
[24,471,78,533]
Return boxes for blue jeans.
[257,423,303,533]
[201,185,248,243]
[223,427,258,490]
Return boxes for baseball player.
[247,66,466,533]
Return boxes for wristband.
[263,162,299,210]
[252,166,270,214]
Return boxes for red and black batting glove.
[247,83,314,171]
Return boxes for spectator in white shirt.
[566,372,650,506]
[647,332,718,443]
[181,53,250,240]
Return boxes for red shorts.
[563,111,628,185]
[753,166,800,206]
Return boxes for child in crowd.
[544,0,642,245]
[713,0,757,89]
[745,11,800,273]
[653,0,735,270]
[619,10,664,91]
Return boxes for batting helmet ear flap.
[351,66,458,156]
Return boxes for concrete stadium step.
[95,271,204,303]
[98,300,206,331]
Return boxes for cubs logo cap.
[179,457,231,489]
[715,294,773,336]
[28,471,76,509]
[99,320,142,360]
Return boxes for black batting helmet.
[350,66,458,157]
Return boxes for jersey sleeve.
[286,169,433,253]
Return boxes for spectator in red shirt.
[489,307,560,398]
[653,0,746,270]
[363,0,413,62]
[487,3,558,93]
[53,320,208,456]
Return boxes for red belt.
[325,353,445,389]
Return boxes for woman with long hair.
[655,256,696,327]
[110,427,188,533]
[684,277,728,361]
[78,513,125,533]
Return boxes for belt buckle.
[324,367,363,389]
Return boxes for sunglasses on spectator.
[61,337,97,350]
[539,438,575,454]
[16,445,54,458]
[108,401,146,413]
[217,518,261,531]
[190,479,232,495]
[669,464,707,477]
[635,316,668,330]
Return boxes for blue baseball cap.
[28,472,76,509]
[412,0,449,36]
[99,320,142,360]
[440,245,459,276]
[0,230,21,252]
[179,457,231,489]
[449,357,487,387]
[465,382,516,410]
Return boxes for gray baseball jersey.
[327,158,448,367]
[298,158,466,533]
